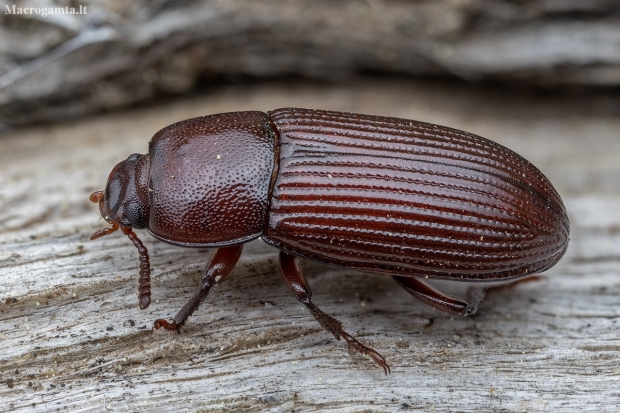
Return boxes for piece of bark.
[1,78,619,412]
[2,0,620,128]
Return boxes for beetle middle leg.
[393,276,485,316]
[280,251,390,374]
[153,244,243,333]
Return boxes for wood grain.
[1,78,619,412]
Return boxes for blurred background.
[1,0,620,128]
[2,1,620,412]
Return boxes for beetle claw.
[341,331,391,374]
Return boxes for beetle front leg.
[280,251,390,374]
[153,244,243,333]
[393,276,485,316]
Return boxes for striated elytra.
[90,108,569,373]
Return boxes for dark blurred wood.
[1,0,620,128]
[1,78,619,412]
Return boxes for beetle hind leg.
[393,276,486,316]
[280,251,390,374]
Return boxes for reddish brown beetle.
[90,108,569,373]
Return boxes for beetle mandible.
[90,108,570,373]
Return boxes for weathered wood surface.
[2,0,620,127]
[1,78,619,412]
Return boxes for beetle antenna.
[121,226,152,309]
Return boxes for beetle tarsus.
[341,331,391,375]
[153,319,181,332]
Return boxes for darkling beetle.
[90,108,569,373]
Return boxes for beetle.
[90,108,569,373]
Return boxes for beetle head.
[90,153,150,240]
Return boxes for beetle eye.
[124,202,147,228]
